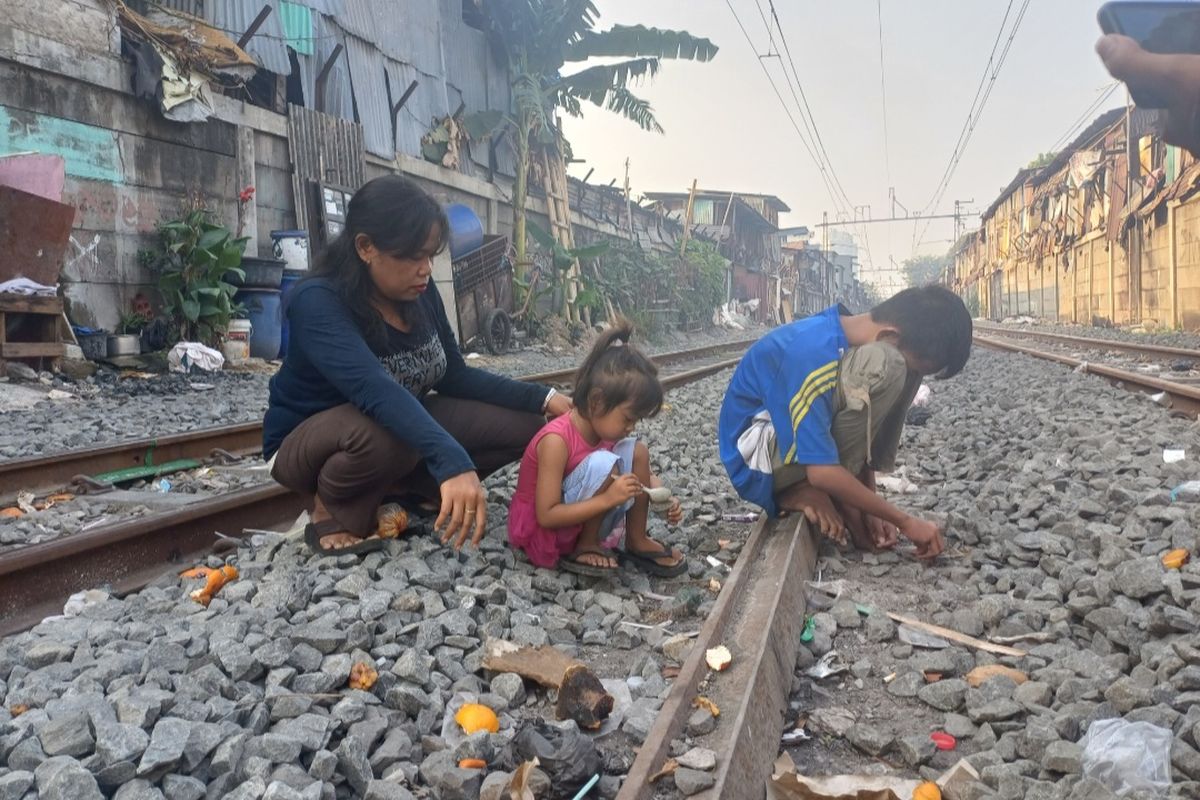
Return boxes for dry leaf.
[349,662,378,691]
[964,664,1028,688]
[705,645,732,672]
[692,696,720,717]
[9,704,28,716]
[708,578,722,594]
[189,564,238,606]
[507,758,539,800]
[1163,549,1190,570]
[649,759,679,784]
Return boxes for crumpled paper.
[168,342,225,373]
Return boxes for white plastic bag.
[911,384,931,407]
[168,341,225,373]
[1080,718,1172,796]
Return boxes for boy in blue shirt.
[718,286,972,559]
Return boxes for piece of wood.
[556,663,614,730]
[886,613,1028,657]
[1,343,65,358]
[0,295,63,314]
[481,638,580,688]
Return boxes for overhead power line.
[876,0,892,187]
[1048,81,1122,153]
[912,0,1032,256]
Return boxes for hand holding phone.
[1099,1,1200,107]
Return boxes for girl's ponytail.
[573,318,663,420]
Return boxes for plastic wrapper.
[1080,718,1172,796]
[502,720,602,799]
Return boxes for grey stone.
[261,782,305,800]
[1114,557,1165,599]
[480,772,511,800]
[809,707,856,737]
[887,670,925,698]
[272,714,331,752]
[251,734,303,764]
[0,771,33,800]
[38,713,95,757]
[968,699,1023,724]
[113,779,165,800]
[674,767,716,796]
[182,721,223,770]
[1173,737,1200,781]
[94,761,137,790]
[1105,677,1152,713]
[95,722,150,766]
[290,626,347,655]
[391,649,431,685]
[24,640,74,669]
[224,778,268,800]
[943,713,975,738]
[363,781,415,800]
[686,708,716,737]
[831,600,862,629]
[897,733,936,767]
[1042,740,1082,774]
[676,747,717,771]
[622,702,658,743]
[489,673,525,706]
[865,612,896,642]
[162,774,206,800]
[336,733,373,796]
[1013,681,1053,709]
[210,732,249,776]
[419,750,482,800]
[919,678,969,712]
[8,737,47,772]
[137,718,191,777]
[34,756,103,800]
[847,724,893,756]
[308,750,338,782]
[369,730,415,773]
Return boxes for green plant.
[118,311,150,335]
[469,1,718,284]
[146,209,246,345]
[526,222,609,316]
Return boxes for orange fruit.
[913,782,941,800]
[454,703,499,734]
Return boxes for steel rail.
[975,333,1200,417]
[974,324,1200,361]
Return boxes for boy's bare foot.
[842,505,874,551]
[778,483,846,544]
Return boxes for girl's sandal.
[622,537,688,578]
[560,548,620,577]
[304,519,387,556]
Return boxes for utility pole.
[953,199,974,242]
[623,157,634,242]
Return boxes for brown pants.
[271,398,545,536]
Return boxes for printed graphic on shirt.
[380,331,447,396]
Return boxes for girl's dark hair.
[305,175,449,348]
[573,318,664,420]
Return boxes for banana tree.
[469,0,718,289]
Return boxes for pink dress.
[508,414,614,567]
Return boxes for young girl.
[508,321,688,577]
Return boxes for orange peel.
[454,703,499,734]
[189,564,238,606]
[349,662,378,691]
[1163,549,1190,570]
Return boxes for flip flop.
[622,537,688,578]
[304,519,387,556]
[560,547,620,577]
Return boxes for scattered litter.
[81,515,114,531]
[189,564,238,606]
[154,478,172,493]
[466,352,482,360]
[769,753,979,800]
[1164,448,1186,464]
[503,720,603,797]
[705,645,732,672]
[179,566,213,579]
[168,341,224,373]
[482,639,613,729]
[804,651,847,680]
[800,616,815,643]
[717,538,733,548]
[1170,481,1200,501]
[964,664,1028,688]
[1073,361,1089,374]
[458,758,487,770]
[913,782,942,800]
[1150,391,1172,407]
[781,728,811,745]
[505,759,538,800]
[9,704,28,717]
[1162,548,1190,570]
[348,662,378,691]
[570,774,600,800]
[706,555,731,572]
[46,389,74,401]
[722,513,758,523]
[16,491,36,514]
[189,382,215,391]
[930,732,957,751]
[876,474,920,494]
[0,277,57,297]
[692,697,720,717]
[912,383,931,407]
[1080,718,1172,796]
[924,671,943,683]
[889,612,1028,656]
[649,759,679,784]
[0,507,24,519]
[708,578,722,593]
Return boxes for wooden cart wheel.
[483,308,513,355]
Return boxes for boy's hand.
[604,474,641,507]
[899,515,943,560]
[867,515,899,549]
[665,497,683,525]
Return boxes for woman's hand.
[436,471,487,550]
[545,392,574,418]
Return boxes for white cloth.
[168,342,225,373]
[0,277,57,297]
[736,410,776,474]
[562,436,638,550]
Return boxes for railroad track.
[0,339,755,636]
[974,330,1200,417]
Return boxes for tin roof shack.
[644,190,789,323]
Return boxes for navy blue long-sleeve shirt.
[264,277,548,483]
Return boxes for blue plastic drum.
[444,203,484,260]
[235,288,282,360]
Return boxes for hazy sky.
[563,1,1117,292]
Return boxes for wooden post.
[236,126,258,256]
[1108,243,1116,323]
[623,158,634,242]
[237,5,274,49]
[315,44,344,113]
[679,179,698,256]
[1169,202,1180,329]
[1088,240,1095,325]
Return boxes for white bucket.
[271,230,310,272]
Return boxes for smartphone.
[1098,1,1200,107]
